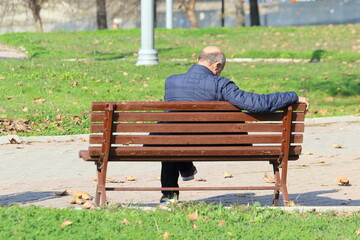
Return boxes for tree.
[96,0,108,29]
[249,0,260,26]
[177,0,198,28]
[234,0,245,27]
[24,0,48,32]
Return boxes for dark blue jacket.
[165,64,298,113]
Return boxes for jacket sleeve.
[220,78,298,113]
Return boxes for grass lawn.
[1,203,360,239]
[0,25,359,136]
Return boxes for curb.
[0,116,359,145]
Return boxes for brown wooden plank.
[91,112,305,122]
[89,134,303,145]
[88,145,301,157]
[83,155,300,162]
[91,101,307,112]
[90,123,284,133]
[106,186,279,191]
[92,101,243,111]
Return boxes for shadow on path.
[0,191,67,206]
[126,190,359,208]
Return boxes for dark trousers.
[161,161,194,195]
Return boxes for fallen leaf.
[316,160,326,164]
[106,178,125,183]
[332,143,343,149]
[161,232,170,239]
[53,190,68,196]
[126,176,136,181]
[195,178,207,182]
[34,98,45,104]
[263,173,275,183]
[297,163,310,167]
[217,220,226,226]
[224,171,233,178]
[335,176,350,186]
[187,211,199,221]
[69,199,77,204]
[287,200,299,207]
[355,229,360,236]
[119,218,130,225]
[71,81,78,87]
[83,201,96,209]
[71,190,92,200]
[61,220,73,227]
[9,138,20,144]
[75,198,86,205]
[192,224,198,229]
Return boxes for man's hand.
[297,96,310,112]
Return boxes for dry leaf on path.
[126,176,136,181]
[83,201,96,209]
[52,190,68,196]
[332,143,343,149]
[106,178,125,183]
[297,163,310,167]
[224,171,233,178]
[195,178,207,182]
[61,220,73,227]
[9,138,20,144]
[71,190,92,200]
[263,173,275,183]
[335,176,350,186]
[187,211,199,221]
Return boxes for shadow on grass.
[0,191,67,206]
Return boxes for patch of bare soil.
[0,43,28,59]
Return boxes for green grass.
[1,203,360,239]
[0,25,359,136]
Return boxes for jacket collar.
[188,64,215,76]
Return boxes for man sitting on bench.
[160,46,310,204]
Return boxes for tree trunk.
[96,0,108,30]
[26,0,45,32]
[234,0,245,27]
[250,0,260,26]
[178,0,198,29]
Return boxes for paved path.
[1,119,359,209]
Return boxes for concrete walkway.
[1,117,359,210]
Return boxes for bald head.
[198,46,226,76]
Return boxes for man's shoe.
[160,193,178,204]
[180,166,197,181]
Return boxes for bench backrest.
[88,101,306,162]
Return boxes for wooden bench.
[79,101,307,206]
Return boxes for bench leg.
[272,162,281,206]
[95,162,108,206]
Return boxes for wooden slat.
[88,146,302,157]
[89,134,303,145]
[91,112,305,122]
[90,122,305,134]
[90,123,283,133]
[107,186,279,191]
[91,101,307,112]
[81,154,300,162]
